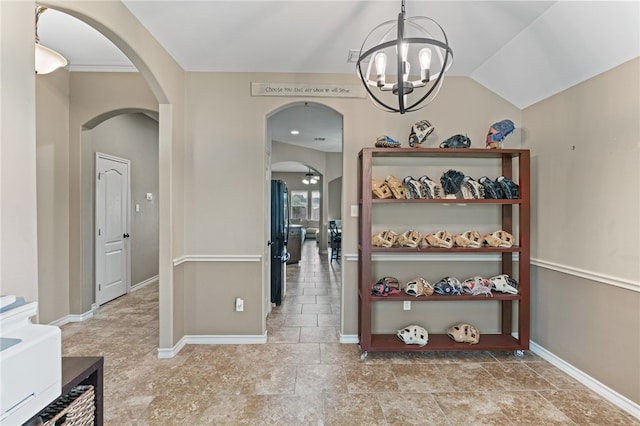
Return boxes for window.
[291,190,308,221]
[291,189,321,221]
[311,190,320,221]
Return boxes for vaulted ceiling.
[38,1,639,109]
[36,1,638,158]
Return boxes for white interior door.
[95,153,130,306]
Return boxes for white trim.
[157,333,269,359]
[67,64,138,73]
[131,275,159,292]
[529,340,640,420]
[531,258,639,293]
[340,333,359,344]
[173,254,262,266]
[345,253,519,262]
[48,308,96,327]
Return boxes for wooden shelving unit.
[357,148,530,359]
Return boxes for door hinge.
[98,283,101,291]
[97,172,101,180]
[98,228,101,236]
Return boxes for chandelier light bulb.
[419,48,432,82]
[374,53,387,86]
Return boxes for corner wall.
[523,58,640,404]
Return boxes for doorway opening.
[265,102,344,342]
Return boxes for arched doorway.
[34,2,178,351]
[264,102,343,337]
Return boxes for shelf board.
[362,333,526,352]
[361,147,527,159]
[368,293,520,302]
[370,246,521,253]
[371,198,520,204]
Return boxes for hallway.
[58,240,638,424]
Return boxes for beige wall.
[524,58,640,404]
[36,69,71,323]
[1,1,39,302]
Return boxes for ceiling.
[37,1,639,157]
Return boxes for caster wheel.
[514,350,525,359]
[360,351,368,362]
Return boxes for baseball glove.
[371,276,402,296]
[402,176,423,199]
[424,230,454,248]
[408,119,435,147]
[483,230,514,248]
[375,135,401,148]
[372,180,393,199]
[418,175,442,199]
[489,274,519,294]
[486,119,515,149]
[478,176,505,199]
[397,230,422,248]
[372,230,398,248]
[461,176,485,199]
[461,276,493,296]
[397,325,428,346]
[385,175,405,199]
[433,277,462,295]
[454,230,483,248]
[447,323,480,344]
[496,176,519,199]
[440,134,471,149]
[440,170,465,198]
[404,277,434,297]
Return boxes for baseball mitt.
[447,323,480,344]
[408,119,435,147]
[404,277,434,297]
[424,230,454,248]
[372,180,393,199]
[454,230,483,248]
[483,230,514,248]
[418,175,442,199]
[375,135,401,148]
[385,175,405,199]
[372,230,398,248]
[397,230,422,248]
[486,119,515,149]
[478,176,505,199]
[402,176,423,199]
[440,170,465,198]
[496,176,519,199]
[440,134,471,149]
[461,176,485,199]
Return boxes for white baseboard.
[48,307,96,327]
[157,333,269,359]
[529,340,640,420]
[131,275,159,291]
[340,333,359,344]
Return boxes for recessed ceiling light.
[290,130,300,135]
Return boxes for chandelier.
[35,6,68,74]
[356,0,453,114]
[302,168,318,185]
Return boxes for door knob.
[123,233,130,238]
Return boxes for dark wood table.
[61,357,103,425]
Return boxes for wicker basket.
[39,385,95,426]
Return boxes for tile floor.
[60,240,639,425]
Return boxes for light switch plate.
[403,301,411,310]
[351,205,359,217]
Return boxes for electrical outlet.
[235,297,244,312]
[403,300,411,311]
